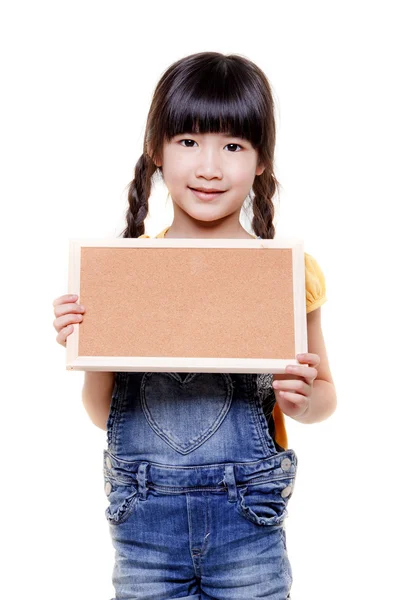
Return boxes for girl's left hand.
[272,353,320,419]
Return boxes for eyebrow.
[176,132,247,141]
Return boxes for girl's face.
[155,132,265,230]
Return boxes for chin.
[188,209,226,224]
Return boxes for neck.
[164,220,255,240]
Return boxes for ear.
[151,153,162,168]
[255,163,266,176]
[146,143,162,168]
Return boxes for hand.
[272,353,320,420]
[52,293,85,347]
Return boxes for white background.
[1,1,399,598]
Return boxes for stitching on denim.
[246,374,277,456]
[201,494,211,562]
[153,486,225,493]
[255,393,279,455]
[140,373,234,454]
[141,373,233,446]
[149,473,294,494]
[104,472,136,486]
[110,372,128,452]
[106,374,119,450]
[167,372,198,385]
[237,485,288,526]
[104,448,296,469]
[186,495,199,574]
[106,487,139,525]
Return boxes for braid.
[120,153,157,238]
[251,168,280,239]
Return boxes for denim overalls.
[103,236,297,599]
[103,368,297,600]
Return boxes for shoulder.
[304,252,327,314]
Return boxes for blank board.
[66,237,308,373]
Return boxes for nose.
[194,147,223,180]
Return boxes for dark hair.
[120,51,280,239]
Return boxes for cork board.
[66,237,307,373]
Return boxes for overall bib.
[104,370,298,600]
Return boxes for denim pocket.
[141,372,233,454]
[104,477,139,525]
[235,476,295,527]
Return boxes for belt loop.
[137,462,149,500]
[223,464,238,503]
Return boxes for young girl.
[53,52,336,600]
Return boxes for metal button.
[105,482,112,496]
[281,458,292,471]
[281,485,292,498]
[106,456,112,470]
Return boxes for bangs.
[161,59,264,148]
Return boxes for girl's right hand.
[52,293,86,347]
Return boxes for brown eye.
[225,143,242,152]
[179,139,197,147]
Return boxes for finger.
[53,301,85,319]
[285,365,318,384]
[276,391,309,418]
[53,312,83,333]
[274,379,311,396]
[296,353,320,367]
[53,294,79,308]
[56,324,74,346]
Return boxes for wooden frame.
[66,237,307,373]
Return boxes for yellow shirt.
[139,225,327,450]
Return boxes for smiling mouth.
[189,187,225,193]
[189,187,226,201]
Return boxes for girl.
[53,52,337,600]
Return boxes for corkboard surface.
[78,246,295,359]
